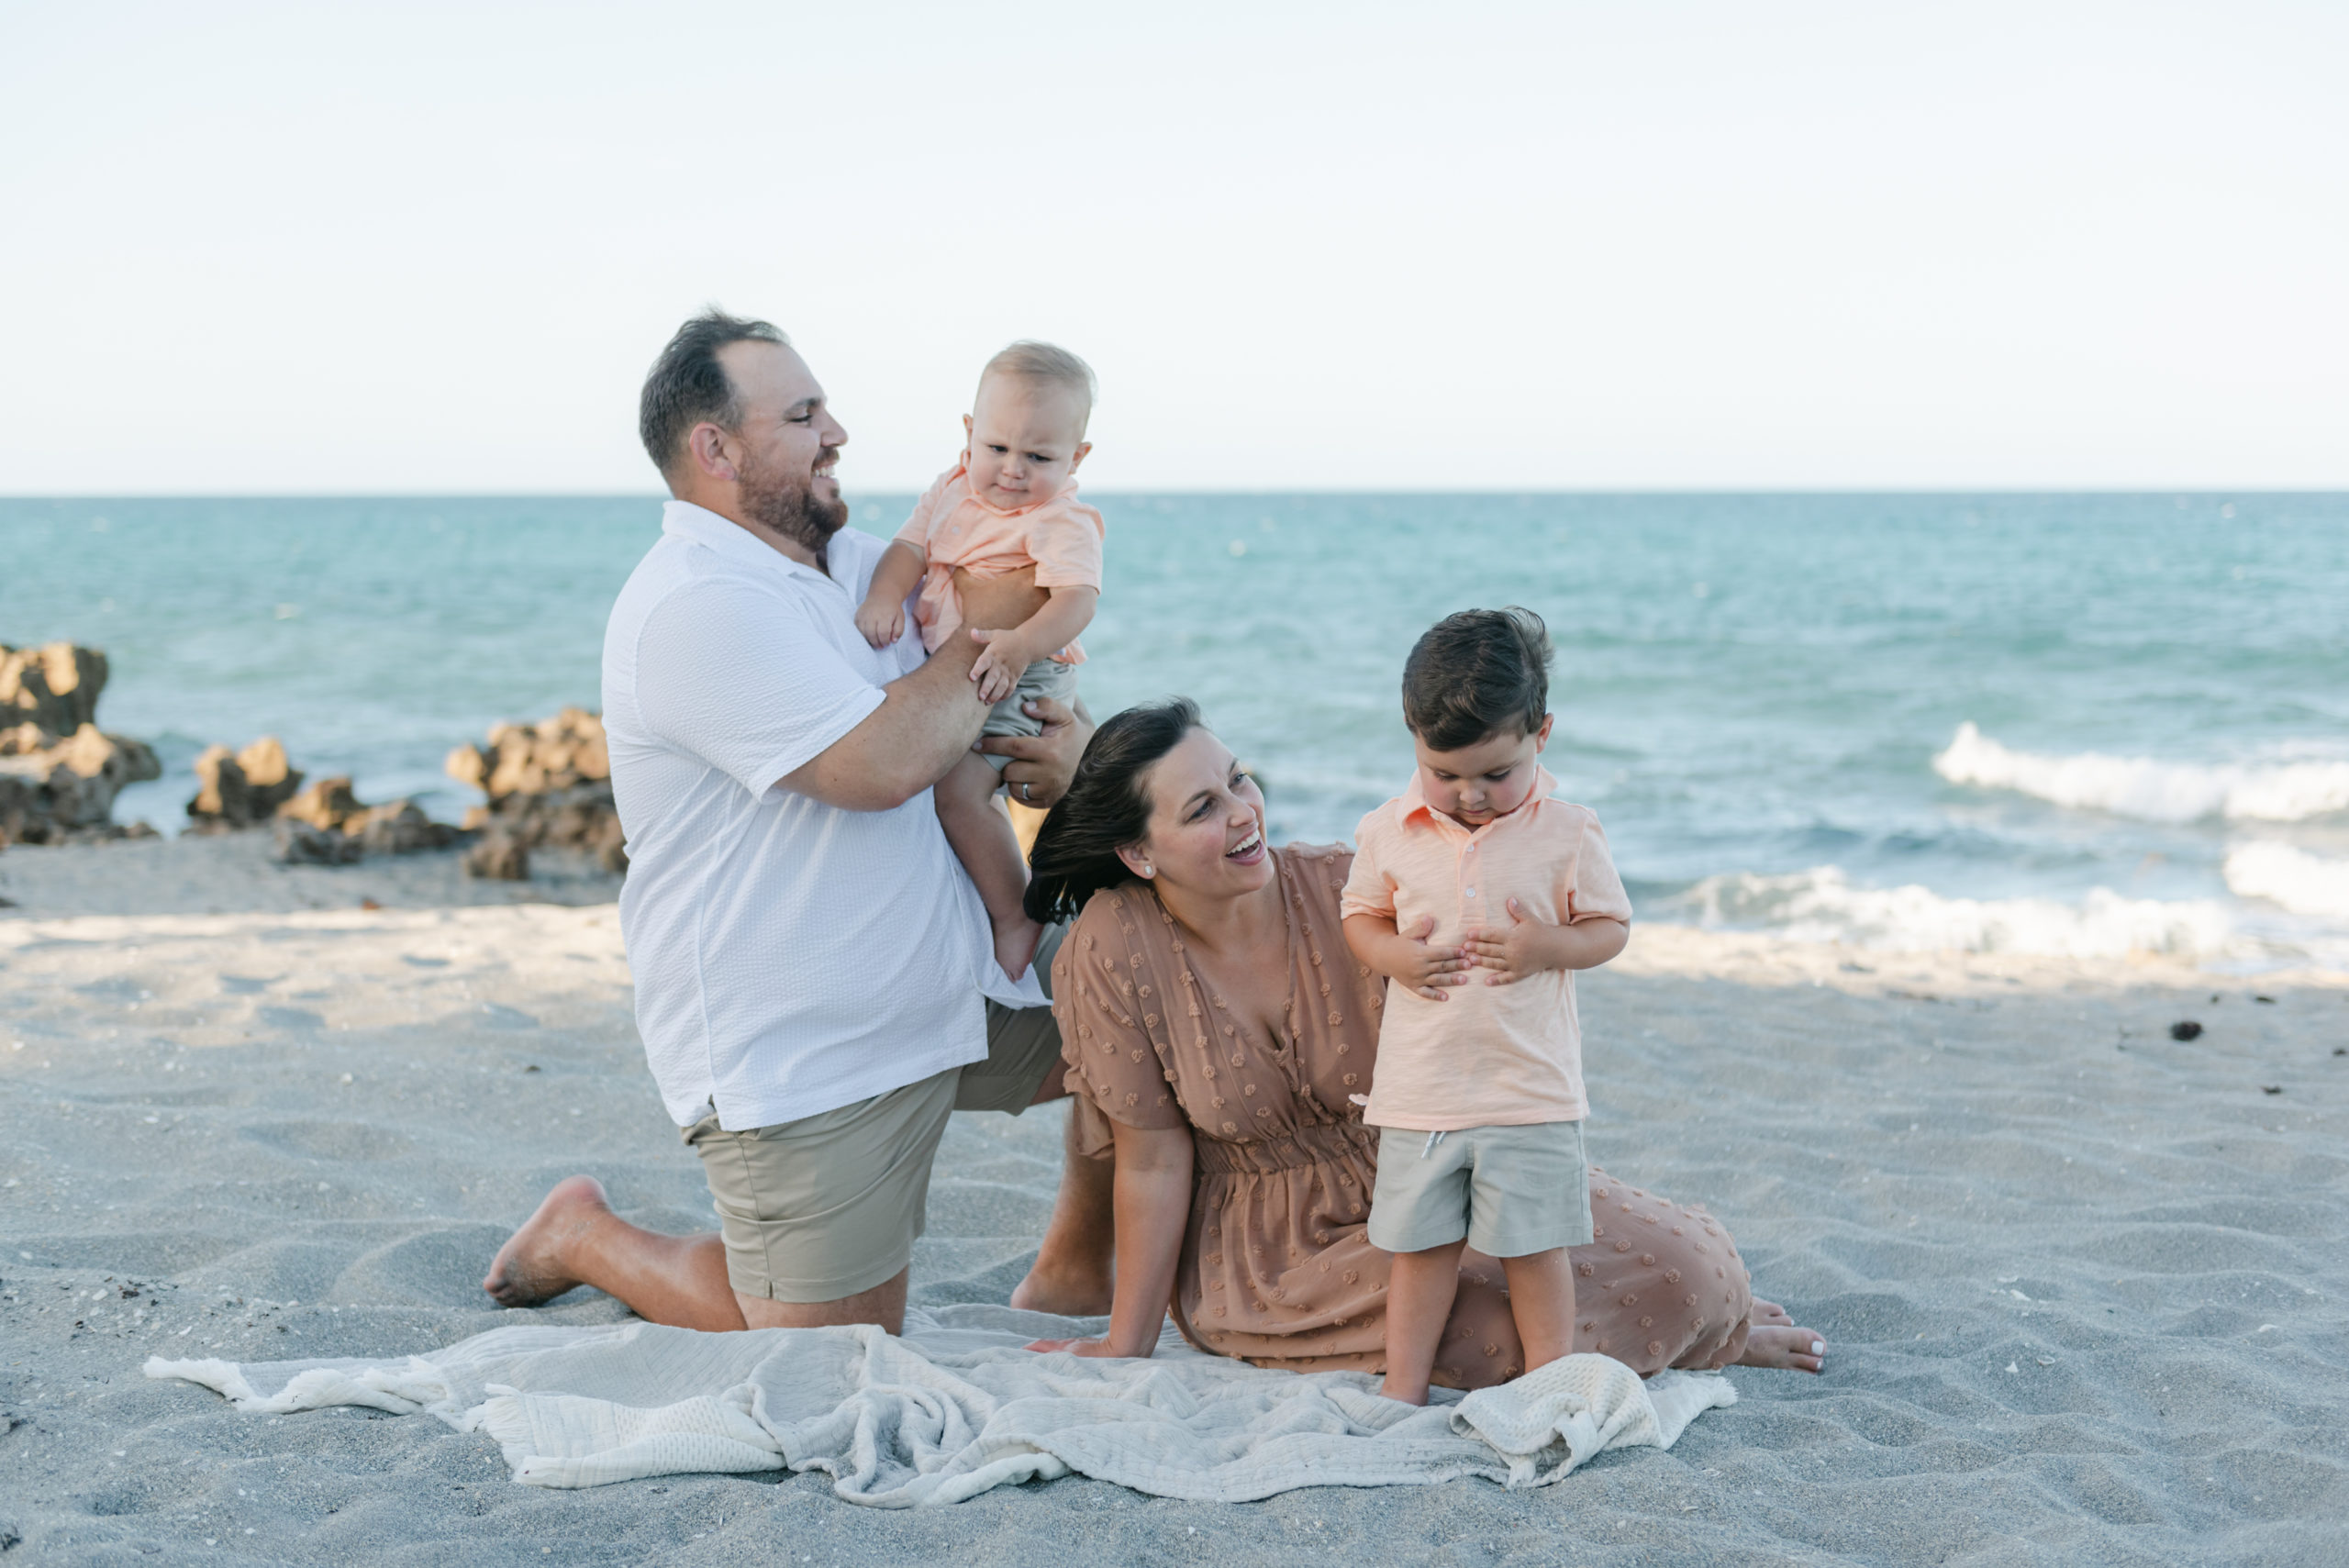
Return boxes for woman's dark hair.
[1023,697,1204,924]
[1400,606,1552,751]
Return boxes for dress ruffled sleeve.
[1052,887,1189,1158]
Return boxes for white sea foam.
[2224,841,2349,919]
[1663,866,2236,959]
[1932,723,2349,824]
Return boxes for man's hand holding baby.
[1461,899,1630,985]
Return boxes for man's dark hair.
[1400,606,1552,751]
[639,308,789,482]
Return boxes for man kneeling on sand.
[485,310,1110,1330]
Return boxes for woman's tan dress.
[1054,843,1753,1389]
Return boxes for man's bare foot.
[1737,1318,1827,1374]
[484,1174,611,1307]
[1008,1255,1113,1317]
[993,915,1043,982]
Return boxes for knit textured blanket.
[147,1304,1734,1506]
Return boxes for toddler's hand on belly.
[1464,897,1562,984]
[1390,915,1474,1002]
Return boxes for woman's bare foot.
[1751,1298,1794,1327]
[483,1174,611,1307]
[1009,1255,1113,1317]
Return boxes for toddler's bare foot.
[993,915,1043,982]
[1736,1319,1827,1374]
[483,1174,610,1307]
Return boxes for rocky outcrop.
[270,776,458,864]
[0,643,161,847]
[187,737,306,830]
[0,721,163,846]
[187,738,457,863]
[1,641,108,736]
[446,707,625,880]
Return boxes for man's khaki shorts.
[682,926,1066,1303]
[1365,1119,1594,1259]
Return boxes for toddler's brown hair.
[1400,606,1552,751]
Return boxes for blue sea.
[6,494,2346,970]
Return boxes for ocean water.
[6,493,2345,970]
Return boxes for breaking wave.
[1932,723,2349,824]
[2224,841,2349,919]
[1660,866,2235,959]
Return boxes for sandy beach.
[3,832,2344,1564]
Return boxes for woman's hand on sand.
[1024,1336,1142,1358]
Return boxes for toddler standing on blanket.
[1340,607,1633,1406]
[856,342,1104,981]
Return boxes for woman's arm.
[1026,1119,1193,1358]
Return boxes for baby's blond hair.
[979,340,1097,434]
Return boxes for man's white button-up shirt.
[602,500,1042,1130]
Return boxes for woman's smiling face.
[1120,728,1270,899]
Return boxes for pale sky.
[3,1,2343,493]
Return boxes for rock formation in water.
[187,738,458,863]
[446,706,624,879]
[270,776,459,865]
[186,737,306,830]
[0,642,162,847]
[1,641,108,736]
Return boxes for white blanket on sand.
[148,1305,1733,1506]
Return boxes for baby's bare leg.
[1498,1247,1576,1374]
[936,750,1043,978]
[1379,1237,1467,1405]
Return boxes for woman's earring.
[1139,863,1154,879]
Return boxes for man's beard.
[739,448,848,565]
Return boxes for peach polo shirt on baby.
[1339,768,1631,1132]
[895,463,1104,660]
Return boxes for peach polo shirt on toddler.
[1339,767,1631,1131]
[894,463,1105,662]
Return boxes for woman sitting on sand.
[1019,699,1825,1386]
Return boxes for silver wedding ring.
[1019,782,1031,801]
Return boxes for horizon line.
[4,485,2343,503]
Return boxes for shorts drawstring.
[1420,1129,1447,1160]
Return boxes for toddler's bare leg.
[1497,1247,1576,1375]
[936,750,1043,979]
[1379,1238,1467,1405]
